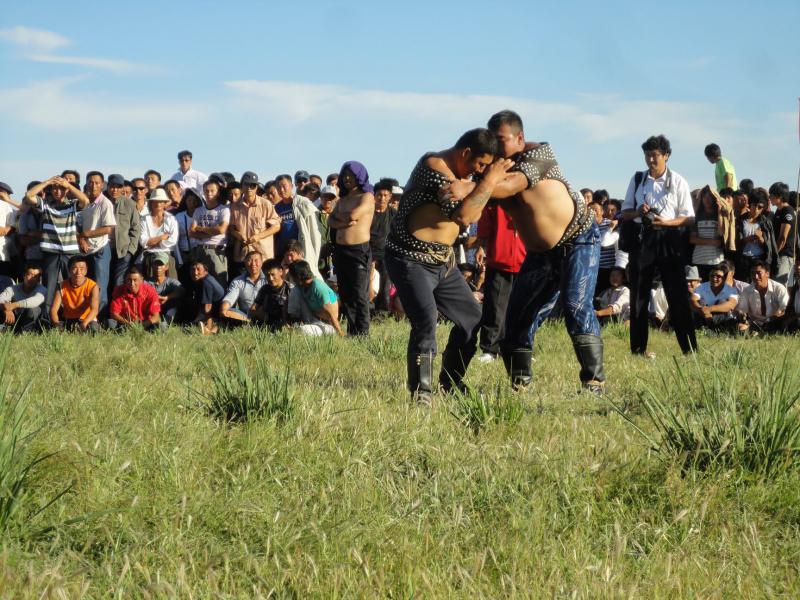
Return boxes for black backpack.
[618,171,645,253]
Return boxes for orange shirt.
[60,278,96,320]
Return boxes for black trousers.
[333,242,372,336]
[372,254,392,313]
[385,250,481,359]
[478,267,515,356]
[629,230,697,354]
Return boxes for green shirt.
[301,278,338,313]
[714,157,737,191]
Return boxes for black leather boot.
[500,347,533,390]
[572,334,605,393]
[439,347,474,395]
[407,353,434,406]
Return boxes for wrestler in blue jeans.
[500,222,605,391]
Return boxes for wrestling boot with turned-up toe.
[501,347,533,390]
[438,348,473,395]
[572,334,606,394]
[407,353,434,406]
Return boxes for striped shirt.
[597,219,616,269]
[691,218,724,266]
[32,196,79,254]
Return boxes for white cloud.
[0,26,70,53]
[0,25,156,74]
[27,53,159,74]
[0,77,208,131]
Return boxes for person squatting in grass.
[384,128,513,405]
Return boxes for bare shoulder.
[424,155,456,180]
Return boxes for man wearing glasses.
[170,150,207,196]
[228,171,281,277]
[621,135,696,357]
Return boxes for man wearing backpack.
[621,135,697,357]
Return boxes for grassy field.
[0,321,799,598]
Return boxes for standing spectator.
[228,171,280,275]
[139,188,179,278]
[108,266,162,331]
[621,135,697,357]
[49,255,100,332]
[704,143,737,191]
[317,185,337,279]
[328,161,375,336]
[23,176,89,315]
[190,178,230,286]
[131,178,150,217]
[220,250,267,326]
[594,267,630,325]
[175,188,201,287]
[736,260,788,334]
[294,170,310,194]
[16,183,43,265]
[735,189,774,277]
[0,264,46,332]
[0,182,19,279]
[769,182,796,285]
[144,169,162,193]
[690,186,725,281]
[689,262,739,332]
[106,173,141,288]
[251,258,290,331]
[170,150,207,196]
[146,257,183,325]
[164,179,184,213]
[475,200,525,362]
[369,180,397,315]
[78,171,116,317]
[309,174,323,188]
[274,174,322,276]
[580,188,593,204]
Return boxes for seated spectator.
[595,267,630,325]
[220,250,267,326]
[784,260,800,332]
[108,266,163,331]
[689,262,739,332]
[736,260,789,334]
[723,259,748,294]
[189,260,225,334]
[147,258,184,325]
[0,264,46,332]
[251,258,290,331]
[50,255,100,332]
[458,263,483,303]
[287,260,343,336]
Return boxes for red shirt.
[109,282,161,322]
[477,204,527,273]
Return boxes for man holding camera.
[621,135,697,357]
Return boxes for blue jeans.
[87,244,111,316]
[503,223,601,351]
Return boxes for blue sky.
[1,0,798,198]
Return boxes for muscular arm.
[488,172,528,200]
[777,223,791,252]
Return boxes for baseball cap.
[241,171,259,186]
[108,174,125,187]
[294,170,310,183]
[0,182,13,195]
[320,185,337,198]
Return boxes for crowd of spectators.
[0,144,797,344]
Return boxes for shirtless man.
[328,161,375,336]
[385,128,513,404]
[482,110,603,392]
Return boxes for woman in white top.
[690,187,725,281]
[139,188,179,278]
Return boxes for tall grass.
[449,383,524,434]
[614,355,800,477]
[193,348,295,423]
[0,336,66,536]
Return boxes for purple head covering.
[338,160,374,194]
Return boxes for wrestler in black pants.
[629,229,697,355]
[478,267,515,357]
[333,242,372,336]
[385,250,482,396]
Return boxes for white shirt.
[79,193,116,253]
[692,282,738,307]
[170,168,208,197]
[737,280,789,324]
[139,212,179,254]
[192,204,230,247]
[622,169,694,222]
[0,201,18,261]
[599,285,630,320]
